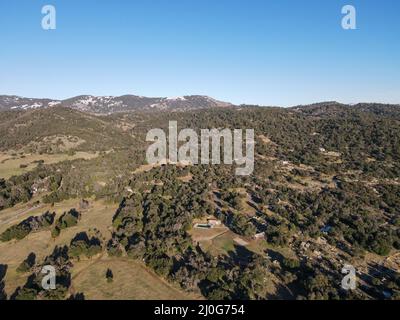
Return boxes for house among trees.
[253,232,265,240]
[194,218,222,229]
[207,219,221,227]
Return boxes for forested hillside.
[0,103,399,300]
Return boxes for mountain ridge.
[1,95,399,118]
[0,94,233,114]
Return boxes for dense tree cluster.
[107,166,271,299]
[17,253,36,274]
[52,209,81,238]
[215,209,256,237]
[69,231,103,259]
[0,211,55,242]
[12,246,72,300]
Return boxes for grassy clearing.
[200,230,237,256]
[0,199,118,296]
[0,199,196,300]
[194,227,283,261]
[189,226,229,242]
[71,257,200,300]
[0,151,99,179]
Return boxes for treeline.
[0,211,55,242]
[69,231,103,258]
[52,209,81,238]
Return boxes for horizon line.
[1,93,399,109]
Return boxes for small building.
[194,218,222,229]
[207,219,221,227]
[254,232,265,240]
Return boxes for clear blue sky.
[0,0,399,106]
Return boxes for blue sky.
[0,0,399,106]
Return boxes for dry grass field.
[71,257,201,300]
[0,151,99,179]
[0,198,195,300]
[195,229,237,256]
[0,198,116,295]
[190,226,229,243]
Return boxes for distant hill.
[0,96,59,111]
[0,107,136,151]
[0,94,233,114]
[291,101,400,119]
[2,95,399,117]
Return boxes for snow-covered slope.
[0,94,233,114]
[0,96,61,111]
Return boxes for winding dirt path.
[0,204,44,225]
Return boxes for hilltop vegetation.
[0,107,136,152]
